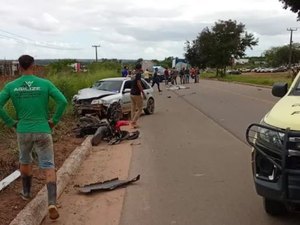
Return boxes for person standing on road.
[0,55,67,221]
[121,66,128,77]
[164,67,170,85]
[143,69,151,83]
[185,67,190,83]
[179,68,185,84]
[151,68,162,92]
[130,63,146,128]
[171,67,178,85]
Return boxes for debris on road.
[0,170,21,192]
[166,85,190,91]
[75,175,140,193]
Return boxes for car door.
[141,79,152,107]
[121,80,132,113]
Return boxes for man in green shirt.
[0,55,67,220]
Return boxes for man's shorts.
[17,133,55,169]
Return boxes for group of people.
[127,64,201,128]
[163,67,200,86]
[121,65,200,91]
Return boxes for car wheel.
[144,98,155,115]
[263,198,287,216]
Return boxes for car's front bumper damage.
[73,103,105,117]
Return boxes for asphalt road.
[120,80,300,225]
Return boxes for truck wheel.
[263,198,287,216]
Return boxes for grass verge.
[201,72,293,87]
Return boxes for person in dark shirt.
[151,68,162,92]
[130,63,146,128]
[121,66,128,77]
[164,67,169,85]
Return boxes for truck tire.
[263,198,287,216]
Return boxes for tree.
[263,43,300,67]
[159,57,173,68]
[279,0,300,20]
[47,59,76,75]
[185,20,258,76]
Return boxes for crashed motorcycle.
[74,102,139,145]
[91,119,139,146]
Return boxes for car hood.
[264,96,300,130]
[74,88,116,100]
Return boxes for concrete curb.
[9,136,92,225]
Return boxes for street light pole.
[92,45,100,62]
[287,28,297,76]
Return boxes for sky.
[0,0,300,60]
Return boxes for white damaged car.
[72,77,155,118]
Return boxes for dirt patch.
[0,117,84,225]
[41,141,133,225]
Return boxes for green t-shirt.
[0,75,67,133]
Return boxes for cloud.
[0,0,300,59]
[18,13,60,32]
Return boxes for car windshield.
[92,80,122,93]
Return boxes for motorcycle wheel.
[127,130,140,140]
[91,126,108,146]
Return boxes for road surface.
[42,79,300,225]
[120,80,300,225]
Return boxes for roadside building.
[0,60,19,76]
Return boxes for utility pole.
[287,28,297,76]
[92,45,100,62]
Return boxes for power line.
[92,45,100,62]
[0,29,82,50]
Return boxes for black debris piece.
[75,175,140,194]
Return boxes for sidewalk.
[41,140,135,225]
[8,135,137,225]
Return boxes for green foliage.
[158,57,173,69]
[185,20,258,76]
[46,59,77,75]
[48,69,118,102]
[201,71,291,86]
[263,43,300,67]
[279,0,300,20]
[88,61,121,74]
[0,63,119,133]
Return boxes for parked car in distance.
[226,69,241,75]
[72,77,155,118]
